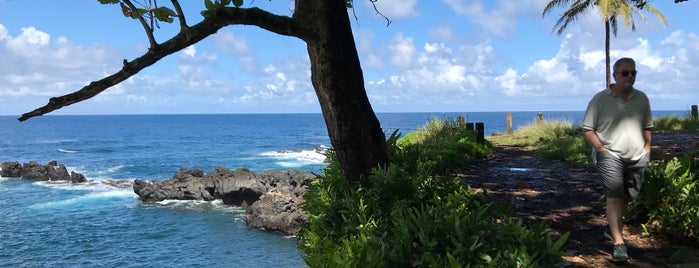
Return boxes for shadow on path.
[453,132,699,267]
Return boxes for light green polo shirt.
[582,86,653,162]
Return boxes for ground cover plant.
[298,117,569,267]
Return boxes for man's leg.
[606,197,628,245]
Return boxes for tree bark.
[295,0,391,181]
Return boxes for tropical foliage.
[628,155,699,243]
[298,118,569,267]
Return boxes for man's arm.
[643,129,652,152]
[583,129,606,151]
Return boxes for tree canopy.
[543,0,667,86]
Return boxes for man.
[582,57,653,263]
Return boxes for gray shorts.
[595,150,650,199]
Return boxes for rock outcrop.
[133,167,317,235]
[0,161,87,183]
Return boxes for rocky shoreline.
[0,161,317,236]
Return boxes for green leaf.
[204,0,214,10]
[132,8,148,19]
[232,0,243,7]
[153,7,176,23]
[98,0,120,4]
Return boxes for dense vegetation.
[298,118,568,267]
[298,111,697,267]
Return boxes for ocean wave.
[154,199,245,212]
[28,189,136,209]
[35,179,135,191]
[58,148,79,154]
[259,146,329,166]
[107,165,128,173]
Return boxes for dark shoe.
[612,243,629,263]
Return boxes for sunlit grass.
[486,110,698,167]
[652,112,699,132]
[487,120,591,166]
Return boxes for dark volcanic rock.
[1,160,86,183]
[132,166,317,235]
[244,188,308,235]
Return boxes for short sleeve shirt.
[582,87,653,162]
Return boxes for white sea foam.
[259,146,328,167]
[35,178,135,192]
[58,148,79,153]
[29,189,136,209]
[107,165,127,173]
[156,199,245,212]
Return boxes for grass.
[486,111,699,167]
[652,112,699,132]
[487,120,591,166]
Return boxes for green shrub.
[628,155,699,243]
[298,118,569,267]
[652,113,699,132]
[396,117,493,174]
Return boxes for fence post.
[537,112,543,125]
[692,105,698,121]
[506,112,513,134]
[466,122,474,131]
[476,122,485,143]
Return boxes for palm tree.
[543,0,667,87]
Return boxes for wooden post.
[692,105,698,121]
[466,122,474,131]
[506,112,513,134]
[476,122,484,143]
[537,112,543,125]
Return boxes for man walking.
[582,57,653,262]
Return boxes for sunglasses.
[619,70,638,77]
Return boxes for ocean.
[0,111,684,267]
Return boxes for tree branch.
[170,0,188,31]
[123,0,158,48]
[19,7,295,121]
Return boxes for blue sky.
[0,0,697,116]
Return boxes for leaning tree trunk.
[295,0,391,181]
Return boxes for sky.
[0,0,697,116]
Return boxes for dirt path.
[455,131,699,267]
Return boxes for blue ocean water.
[0,111,685,267]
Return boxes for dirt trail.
[455,131,699,267]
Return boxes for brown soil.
[455,131,699,267]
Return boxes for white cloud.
[6,27,50,56]
[388,33,416,68]
[442,0,536,38]
[0,25,121,103]
[369,0,418,18]
[429,26,456,41]
[210,29,257,73]
[183,45,196,57]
